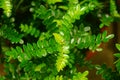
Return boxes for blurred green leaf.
[116,44,120,51]
[34,63,46,72]
[116,61,120,72]
[114,53,120,58]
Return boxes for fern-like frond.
[0,25,23,43]
[53,33,64,45]
[0,0,12,17]
[110,0,120,17]
[53,33,70,72]
[56,53,69,72]
[5,39,58,62]
[53,1,101,42]
[70,26,114,51]
[20,24,40,38]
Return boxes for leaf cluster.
[0,0,119,80]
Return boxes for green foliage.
[96,64,113,80]
[99,14,114,28]
[0,0,120,80]
[5,39,57,62]
[72,71,89,80]
[110,0,120,18]
[46,0,63,4]
[0,0,12,17]
[115,44,120,51]
[71,26,114,51]
[44,71,88,80]
[56,53,69,72]
[96,43,120,80]
[0,76,5,80]
[114,44,120,73]
[53,33,64,45]
[44,75,64,80]
[20,24,40,38]
[0,25,23,43]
